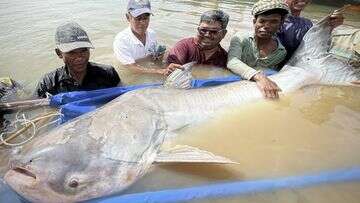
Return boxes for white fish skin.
[3,15,360,203]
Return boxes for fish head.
[4,134,140,202]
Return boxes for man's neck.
[255,36,273,46]
[195,37,220,60]
[202,46,220,60]
[291,10,301,17]
[68,68,87,84]
[254,36,277,57]
[131,29,146,45]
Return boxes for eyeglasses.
[197,27,224,36]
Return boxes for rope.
[0,116,36,147]
[0,110,62,147]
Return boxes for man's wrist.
[252,72,265,82]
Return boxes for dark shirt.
[166,37,228,68]
[277,15,313,66]
[36,62,120,98]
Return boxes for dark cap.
[55,22,94,53]
[127,0,152,17]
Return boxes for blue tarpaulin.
[92,167,360,203]
[50,70,276,123]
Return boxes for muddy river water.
[0,0,359,202]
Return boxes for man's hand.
[157,63,183,76]
[252,72,281,99]
[151,52,165,61]
[351,80,360,85]
[329,13,344,29]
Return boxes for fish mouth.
[4,167,38,187]
[12,167,37,179]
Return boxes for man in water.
[113,0,177,76]
[166,10,229,69]
[227,0,289,99]
[277,0,344,65]
[36,22,120,98]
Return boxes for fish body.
[3,14,360,202]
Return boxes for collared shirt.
[166,37,228,68]
[277,15,313,65]
[227,33,287,80]
[329,28,360,60]
[113,27,157,65]
[36,62,120,98]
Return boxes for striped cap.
[252,0,289,16]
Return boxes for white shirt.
[113,27,157,65]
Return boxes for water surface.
[0,1,359,202]
[0,0,359,87]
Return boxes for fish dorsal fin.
[163,62,196,89]
[154,145,238,164]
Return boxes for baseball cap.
[55,22,94,53]
[252,0,289,16]
[127,0,152,17]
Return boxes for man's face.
[285,0,310,13]
[57,48,90,74]
[197,21,226,50]
[254,14,282,39]
[127,13,150,36]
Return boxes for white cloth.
[113,27,157,65]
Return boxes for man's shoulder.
[232,32,252,42]
[87,62,120,85]
[285,15,313,27]
[174,37,195,47]
[40,66,66,81]
[114,27,132,42]
[147,28,156,37]
[116,27,131,36]
[179,37,195,43]
[218,45,228,55]
[88,62,115,73]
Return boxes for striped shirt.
[227,32,287,80]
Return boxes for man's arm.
[123,63,175,76]
[113,36,178,76]
[227,35,260,80]
[351,81,360,85]
[163,39,194,75]
[252,72,281,99]
[227,35,281,99]
[35,74,55,98]
[329,14,344,29]
[166,39,191,66]
[107,67,121,86]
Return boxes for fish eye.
[68,179,79,188]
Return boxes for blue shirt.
[277,15,313,66]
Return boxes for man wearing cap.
[36,22,120,98]
[277,0,344,66]
[227,0,289,99]
[166,10,229,69]
[113,0,176,76]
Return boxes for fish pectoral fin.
[154,145,238,164]
[163,62,196,89]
